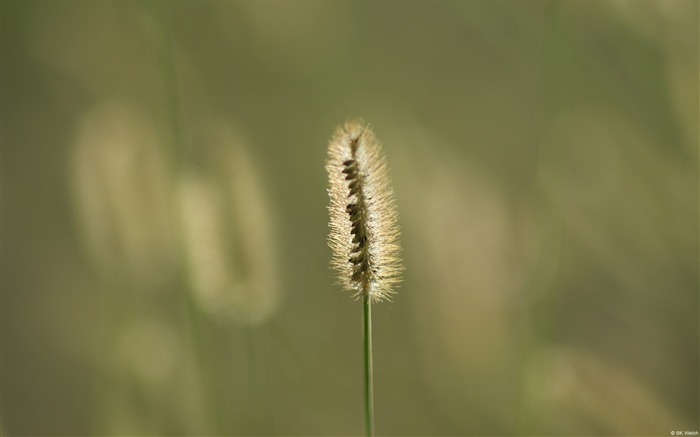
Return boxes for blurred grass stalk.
[135,2,281,432]
[512,2,575,433]
[142,3,225,431]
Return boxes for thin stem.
[363,296,374,437]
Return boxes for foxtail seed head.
[326,120,402,302]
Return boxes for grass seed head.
[326,119,402,302]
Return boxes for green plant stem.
[363,296,374,437]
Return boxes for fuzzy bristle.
[326,120,402,302]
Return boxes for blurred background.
[2,1,698,435]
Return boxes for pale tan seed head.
[179,120,280,326]
[326,119,402,302]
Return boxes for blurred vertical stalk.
[242,328,273,434]
[149,2,187,168]
[137,1,223,432]
[515,2,576,434]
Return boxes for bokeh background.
[2,1,698,435]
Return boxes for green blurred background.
[2,1,698,435]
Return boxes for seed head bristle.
[326,119,402,302]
